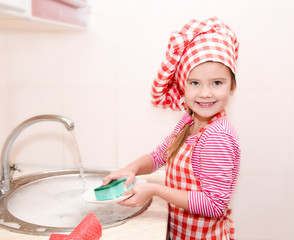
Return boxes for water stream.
[69,130,87,191]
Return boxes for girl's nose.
[199,86,212,98]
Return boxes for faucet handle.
[10,163,22,179]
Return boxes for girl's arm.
[120,182,189,211]
[189,130,240,218]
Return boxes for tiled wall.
[0,0,294,239]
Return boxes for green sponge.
[94,178,133,201]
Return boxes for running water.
[69,130,87,191]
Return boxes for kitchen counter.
[0,169,168,240]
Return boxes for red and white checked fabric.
[165,112,235,240]
[151,17,239,111]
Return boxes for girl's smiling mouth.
[196,101,216,108]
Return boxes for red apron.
[165,112,235,240]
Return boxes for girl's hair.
[165,69,236,163]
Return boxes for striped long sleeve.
[149,116,240,218]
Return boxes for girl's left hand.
[118,183,155,207]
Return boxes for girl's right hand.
[102,168,136,189]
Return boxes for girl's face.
[184,61,234,123]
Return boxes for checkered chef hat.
[151,17,239,111]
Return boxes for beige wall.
[1,0,294,239]
[0,34,9,149]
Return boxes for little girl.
[103,17,240,240]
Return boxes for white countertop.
[0,170,168,240]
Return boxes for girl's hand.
[102,168,136,189]
[118,183,155,207]
[103,155,154,188]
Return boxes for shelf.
[0,0,89,31]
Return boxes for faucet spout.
[0,114,74,196]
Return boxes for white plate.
[82,178,146,204]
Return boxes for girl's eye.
[213,81,222,86]
[191,81,199,86]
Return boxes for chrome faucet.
[0,114,74,196]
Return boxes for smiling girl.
[103,17,241,240]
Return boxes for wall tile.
[231,175,287,240]
[114,0,177,89]
[61,32,118,88]
[228,90,291,176]
[6,32,63,88]
[62,87,117,169]
[8,87,64,168]
[117,87,183,168]
[9,122,65,169]
[9,87,63,127]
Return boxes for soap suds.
[7,175,141,228]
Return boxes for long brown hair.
[165,108,193,163]
[165,69,236,163]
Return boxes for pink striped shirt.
[149,114,240,218]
